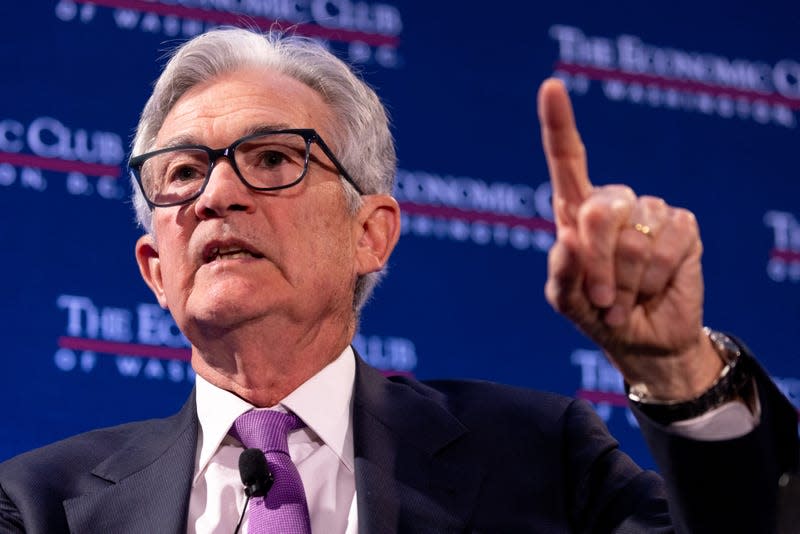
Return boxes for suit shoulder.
[0,407,192,485]
[0,399,197,531]
[381,374,622,482]
[392,375,583,432]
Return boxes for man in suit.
[0,28,796,533]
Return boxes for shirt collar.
[193,346,356,485]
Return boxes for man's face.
[135,68,362,341]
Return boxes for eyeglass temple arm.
[312,136,364,195]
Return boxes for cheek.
[293,198,355,276]
[153,224,194,298]
[161,251,189,291]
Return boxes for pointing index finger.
[537,78,593,227]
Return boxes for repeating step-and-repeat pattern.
[1,1,798,469]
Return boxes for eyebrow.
[242,123,294,137]
[157,122,295,150]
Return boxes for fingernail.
[589,284,614,307]
[605,304,626,326]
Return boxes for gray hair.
[130,28,396,313]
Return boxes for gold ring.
[633,223,653,238]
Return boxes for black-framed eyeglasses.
[128,128,363,208]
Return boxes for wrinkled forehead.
[155,68,337,149]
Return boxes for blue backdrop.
[2,0,799,470]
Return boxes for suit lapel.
[63,392,198,533]
[59,359,484,532]
[352,357,485,533]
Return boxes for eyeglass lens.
[138,132,309,205]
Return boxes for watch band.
[627,328,753,425]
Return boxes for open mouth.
[202,241,265,263]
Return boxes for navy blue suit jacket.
[0,353,793,533]
[634,348,799,534]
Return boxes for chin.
[182,290,282,332]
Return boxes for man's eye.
[259,150,289,168]
[168,164,203,182]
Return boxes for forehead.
[156,67,334,147]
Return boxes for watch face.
[706,329,742,366]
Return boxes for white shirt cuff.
[667,399,758,441]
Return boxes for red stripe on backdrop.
[57,336,417,375]
[58,336,192,361]
[556,62,800,110]
[75,0,401,47]
[399,202,556,232]
[771,249,800,262]
[0,152,121,177]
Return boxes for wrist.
[621,328,723,401]
[627,328,753,424]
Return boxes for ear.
[354,194,401,275]
[135,234,169,309]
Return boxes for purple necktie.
[231,410,312,534]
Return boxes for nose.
[193,158,255,219]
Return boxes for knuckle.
[592,185,637,216]
[640,195,668,213]
[649,246,675,271]
[605,184,637,200]
[616,230,650,261]
[673,207,698,231]
[577,200,614,230]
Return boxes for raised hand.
[538,78,721,401]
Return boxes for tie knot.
[231,410,303,453]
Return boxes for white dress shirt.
[187,347,359,534]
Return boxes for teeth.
[207,246,255,261]
[221,251,253,259]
